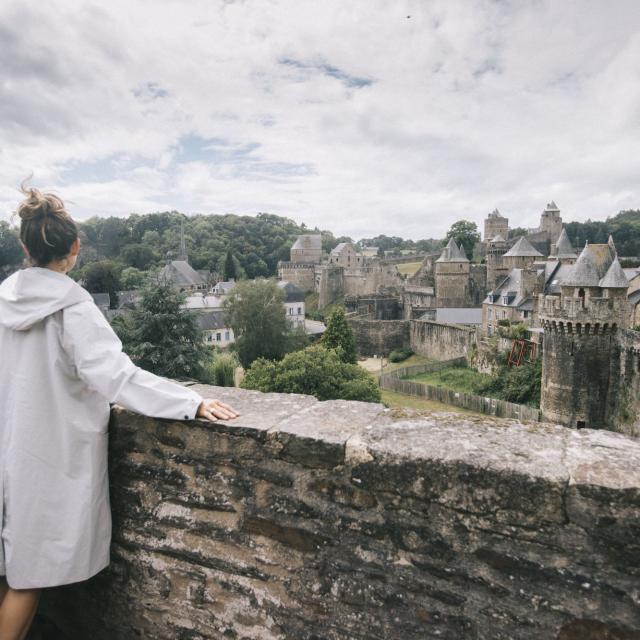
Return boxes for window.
[225,331,230,341]
[289,307,293,315]
[297,306,302,315]
[502,296,509,305]
[216,333,221,342]
[488,308,492,318]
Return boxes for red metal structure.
[508,339,537,367]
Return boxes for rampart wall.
[410,319,477,361]
[36,385,640,640]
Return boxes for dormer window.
[502,296,509,305]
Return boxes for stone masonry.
[37,385,640,640]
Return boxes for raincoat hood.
[0,267,92,331]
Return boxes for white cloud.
[1,0,640,239]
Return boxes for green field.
[394,261,422,277]
[405,365,493,395]
[380,389,475,415]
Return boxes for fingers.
[198,399,241,422]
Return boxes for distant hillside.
[77,211,313,278]
[565,210,640,257]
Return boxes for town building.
[277,281,306,330]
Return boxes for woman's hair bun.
[17,182,78,267]
[17,184,66,222]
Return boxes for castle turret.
[483,209,509,242]
[435,238,470,308]
[502,236,543,270]
[539,240,630,428]
[538,201,563,245]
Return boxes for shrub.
[242,345,381,403]
[389,347,414,363]
[201,351,238,387]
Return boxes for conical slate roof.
[563,242,618,287]
[554,228,577,259]
[599,257,629,288]
[503,236,543,258]
[490,234,506,243]
[436,238,469,263]
[545,201,560,211]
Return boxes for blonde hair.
[17,184,78,267]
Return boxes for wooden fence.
[379,359,541,422]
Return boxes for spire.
[179,220,187,262]
[436,237,469,262]
[554,227,577,259]
[599,257,629,288]
[608,235,616,254]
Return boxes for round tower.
[435,239,470,308]
[539,242,629,428]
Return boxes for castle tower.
[483,209,509,242]
[539,240,630,428]
[486,234,509,289]
[502,236,543,270]
[538,201,563,245]
[435,238,470,308]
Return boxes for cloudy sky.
[1,0,640,239]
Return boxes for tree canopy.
[320,307,357,363]
[112,278,208,381]
[223,279,288,368]
[444,220,481,259]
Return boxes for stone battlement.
[539,294,628,327]
[37,385,640,639]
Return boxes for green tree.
[0,222,23,267]
[321,307,357,363]
[242,345,381,402]
[112,278,208,380]
[120,266,147,290]
[444,220,481,259]
[223,279,288,368]
[120,244,157,270]
[82,260,122,308]
[223,249,237,281]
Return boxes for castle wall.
[277,262,316,292]
[317,265,344,309]
[410,320,477,361]
[36,389,640,640]
[348,317,410,356]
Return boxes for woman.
[0,187,239,639]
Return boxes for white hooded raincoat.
[0,268,203,589]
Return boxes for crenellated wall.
[36,385,640,640]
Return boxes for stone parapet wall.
[539,294,630,327]
[38,385,640,640]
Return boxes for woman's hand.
[197,399,240,421]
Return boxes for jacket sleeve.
[61,301,202,420]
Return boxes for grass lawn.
[380,389,475,415]
[395,261,422,277]
[405,365,493,395]
[359,353,432,375]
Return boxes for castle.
[279,203,639,434]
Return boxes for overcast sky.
[1,0,640,239]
